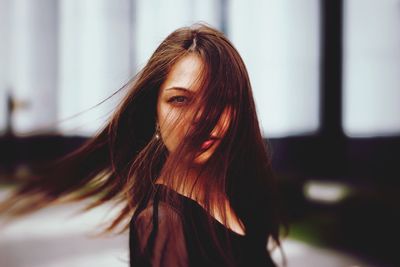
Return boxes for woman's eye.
[168,95,189,105]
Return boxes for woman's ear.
[155,118,160,140]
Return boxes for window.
[0,0,322,138]
[343,0,400,137]
[58,0,133,135]
[228,0,321,137]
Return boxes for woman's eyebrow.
[165,87,193,94]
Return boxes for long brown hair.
[0,23,284,265]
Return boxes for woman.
[0,23,284,266]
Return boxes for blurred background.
[0,0,399,266]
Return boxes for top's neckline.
[154,183,246,238]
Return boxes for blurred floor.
[0,190,378,267]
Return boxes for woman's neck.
[155,166,204,202]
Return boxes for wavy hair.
[0,23,285,266]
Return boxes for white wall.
[58,0,133,135]
[228,0,321,137]
[343,0,400,137]
[9,0,59,134]
[135,0,220,69]
[5,0,398,139]
[0,0,12,134]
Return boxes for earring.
[155,122,160,140]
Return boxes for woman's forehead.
[160,54,204,94]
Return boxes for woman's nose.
[212,108,231,137]
[193,107,204,123]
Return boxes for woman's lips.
[200,137,219,151]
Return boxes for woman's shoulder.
[134,199,183,226]
[130,192,190,266]
[130,196,188,246]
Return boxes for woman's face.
[157,54,230,164]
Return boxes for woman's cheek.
[162,127,175,152]
[160,121,182,153]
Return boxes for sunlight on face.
[156,54,230,164]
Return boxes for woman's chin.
[193,149,214,165]
[193,155,208,165]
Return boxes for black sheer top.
[129,184,276,267]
